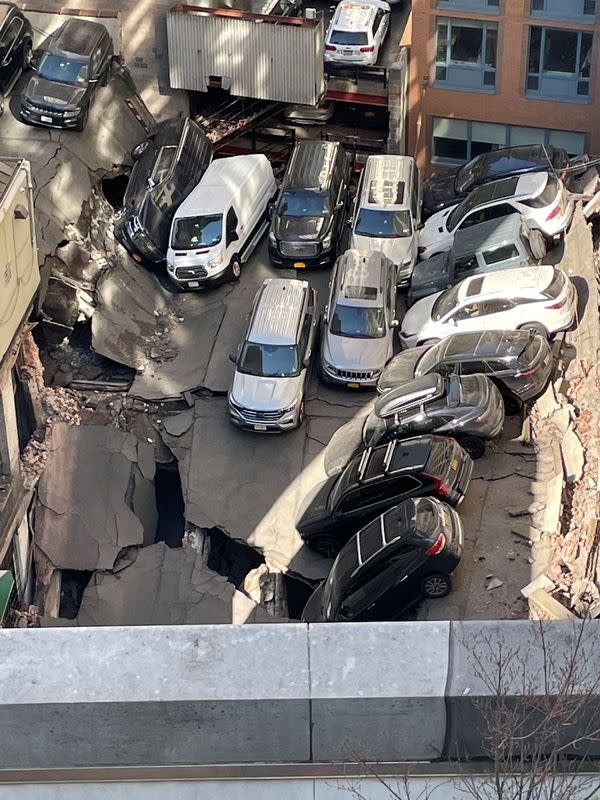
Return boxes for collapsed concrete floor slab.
[42,542,277,626]
[34,423,157,572]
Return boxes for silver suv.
[320,250,398,389]
[228,278,317,431]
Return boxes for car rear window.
[482,243,520,266]
[520,337,542,366]
[458,375,482,405]
[357,526,383,563]
[330,30,369,45]
[543,269,566,299]
[522,175,560,209]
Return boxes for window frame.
[526,25,593,102]
[435,16,498,92]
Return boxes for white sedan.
[399,265,576,348]
[418,172,574,260]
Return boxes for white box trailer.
[167,5,325,106]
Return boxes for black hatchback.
[0,3,33,115]
[301,497,463,622]
[20,18,113,131]
[296,435,472,557]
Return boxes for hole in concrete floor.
[59,570,93,619]
[283,574,316,620]
[56,239,69,248]
[155,462,185,548]
[205,527,264,589]
[101,173,130,210]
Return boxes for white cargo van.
[166,154,277,289]
[350,155,422,286]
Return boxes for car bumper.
[268,244,333,269]
[167,263,228,290]
[228,403,300,432]
[319,362,380,389]
[20,106,83,129]
[325,54,376,67]
[114,223,164,267]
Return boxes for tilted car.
[378,329,553,414]
[20,18,113,131]
[422,144,579,220]
[0,3,33,116]
[400,265,576,349]
[324,372,504,474]
[301,497,464,622]
[324,0,390,68]
[418,172,574,260]
[320,249,398,389]
[296,435,473,556]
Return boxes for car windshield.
[321,541,359,620]
[330,30,369,46]
[431,284,461,320]
[237,342,299,378]
[330,304,385,339]
[150,146,177,187]
[446,196,473,232]
[38,53,89,86]
[362,413,390,447]
[454,159,482,195]
[170,214,222,249]
[355,208,412,238]
[415,341,445,376]
[279,190,329,217]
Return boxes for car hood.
[401,293,441,337]
[295,475,336,535]
[231,371,303,411]
[301,582,327,622]
[323,414,368,477]
[377,347,429,393]
[422,170,460,215]
[410,253,452,292]
[274,215,326,240]
[418,207,454,250]
[350,233,412,266]
[323,331,390,371]
[24,76,86,108]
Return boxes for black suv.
[301,497,464,622]
[296,435,473,557]
[114,117,213,266]
[378,329,553,414]
[422,145,588,220]
[20,18,113,131]
[0,3,32,115]
[268,140,350,269]
[325,372,504,472]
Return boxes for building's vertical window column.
[435,17,498,90]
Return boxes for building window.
[435,18,498,91]
[431,116,586,164]
[530,0,595,21]
[437,0,500,12]
[527,26,592,101]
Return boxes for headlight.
[208,254,224,269]
[64,108,81,118]
[130,215,142,234]
[281,400,298,413]
[401,258,412,267]
[322,232,333,250]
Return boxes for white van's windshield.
[355,208,412,238]
[237,342,300,378]
[171,214,222,249]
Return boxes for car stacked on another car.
[20,18,113,131]
[324,371,504,475]
[0,2,33,117]
[296,434,473,556]
[320,249,398,389]
[400,265,576,348]
[324,0,391,68]
[301,497,464,622]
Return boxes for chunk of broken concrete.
[560,426,584,483]
[486,578,503,590]
[521,573,554,598]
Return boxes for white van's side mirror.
[228,352,238,364]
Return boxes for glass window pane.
[471,121,506,144]
[543,29,577,73]
[580,32,593,77]
[433,117,469,139]
[509,125,546,146]
[548,130,586,154]
[436,20,448,62]
[529,27,542,73]
[485,26,497,68]
[450,23,484,64]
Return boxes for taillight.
[325,44,336,51]
[515,367,535,377]
[546,205,560,221]
[424,473,451,497]
[360,45,374,52]
[546,296,566,310]
[426,533,446,557]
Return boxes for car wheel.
[23,40,33,70]
[420,573,452,599]
[0,92,4,118]
[420,338,441,347]
[131,139,151,160]
[308,534,341,559]
[227,257,241,282]
[75,105,89,132]
[457,435,486,459]
[502,393,522,416]
[529,229,547,262]
[519,322,549,339]
[297,399,305,427]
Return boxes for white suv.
[324,0,391,67]
[418,172,574,260]
[400,265,576,348]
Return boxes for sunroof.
[368,179,405,206]
[344,285,378,300]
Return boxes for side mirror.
[147,177,156,189]
[322,305,329,324]
[267,202,276,220]
[335,200,344,210]
[228,231,239,244]
[417,222,424,231]
[390,319,399,328]
[303,352,312,367]
[345,218,353,228]
[89,77,99,84]
[228,352,237,364]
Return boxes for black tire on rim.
[457,435,485,460]
[529,229,547,261]
[420,573,452,599]
[309,534,341,559]
[75,106,89,132]
[228,258,241,282]
[502,393,522,416]
[297,399,305,427]
[23,40,33,69]
[520,322,549,339]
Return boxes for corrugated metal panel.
[167,10,325,105]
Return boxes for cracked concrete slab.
[34,423,157,571]
[67,543,277,626]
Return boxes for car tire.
[131,139,151,160]
[0,92,4,119]
[297,399,305,427]
[502,393,522,416]
[75,105,89,132]
[227,257,241,282]
[23,40,33,70]
[307,534,341,559]
[529,229,547,262]
[420,573,452,599]
[457,435,486,460]
[519,322,549,339]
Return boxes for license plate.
[451,458,459,470]
[132,253,142,263]
[344,50,353,55]
[41,115,52,124]
[294,261,306,269]
[347,382,359,389]
[254,423,268,431]
[188,280,200,288]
